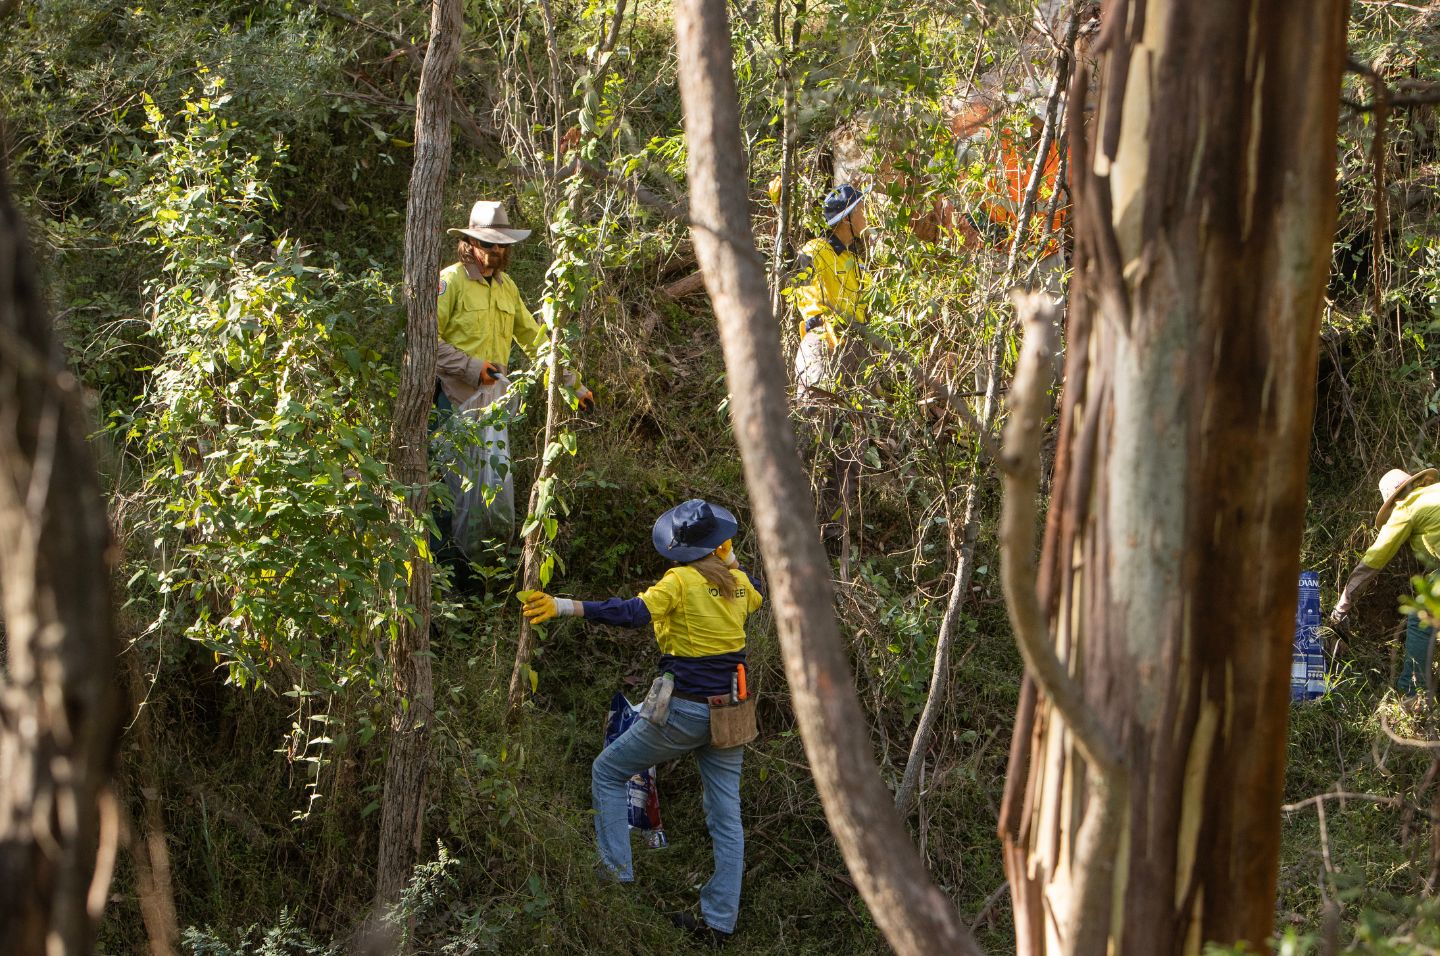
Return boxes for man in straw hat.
[433,200,592,558]
[1332,466,1440,695]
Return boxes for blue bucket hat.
[652,499,738,563]
[823,184,865,227]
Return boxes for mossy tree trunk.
[998,0,1349,952]
[0,141,120,955]
[373,0,461,935]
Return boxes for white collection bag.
[437,376,519,559]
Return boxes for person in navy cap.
[522,499,764,944]
[786,184,870,544]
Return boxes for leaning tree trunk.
[672,0,984,953]
[0,141,120,953]
[372,0,460,932]
[998,1,1349,953]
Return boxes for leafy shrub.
[116,78,419,811]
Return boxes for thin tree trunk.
[507,322,564,716]
[998,1,1349,952]
[0,139,121,956]
[372,0,460,933]
[767,0,801,320]
[897,8,1078,815]
[122,647,178,956]
[893,482,980,815]
[672,0,984,951]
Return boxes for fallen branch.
[659,271,707,300]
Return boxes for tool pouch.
[708,695,758,748]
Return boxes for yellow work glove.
[519,591,581,624]
[714,539,738,568]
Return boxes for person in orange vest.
[952,102,1068,292]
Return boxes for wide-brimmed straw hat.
[652,499,738,563]
[1376,467,1439,527]
[447,200,532,245]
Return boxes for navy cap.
[823,184,865,227]
[652,499,739,562]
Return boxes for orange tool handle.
[737,664,747,700]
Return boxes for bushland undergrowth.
[6,0,1440,952]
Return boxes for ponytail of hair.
[688,554,739,600]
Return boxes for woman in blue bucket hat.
[522,499,764,945]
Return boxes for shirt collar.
[827,234,854,255]
[462,262,493,282]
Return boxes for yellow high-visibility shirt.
[1363,483,1440,570]
[436,262,546,368]
[787,236,866,338]
[638,566,763,659]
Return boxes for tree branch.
[998,291,1126,954]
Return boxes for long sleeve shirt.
[583,566,765,697]
[435,261,547,405]
[787,236,866,339]
[1337,483,1440,613]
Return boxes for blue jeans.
[1400,612,1436,695]
[592,697,744,933]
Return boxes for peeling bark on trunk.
[998,1,1349,953]
[372,0,460,932]
[672,0,984,952]
[0,143,120,956]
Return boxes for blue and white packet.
[1292,571,1327,702]
[603,691,668,848]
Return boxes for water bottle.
[640,672,675,726]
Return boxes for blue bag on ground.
[603,691,667,848]
[1292,571,1326,701]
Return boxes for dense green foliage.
[6,0,1440,952]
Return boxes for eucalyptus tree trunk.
[373,0,460,929]
[0,147,120,954]
[672,0,983,952]
[998,1,1348,952]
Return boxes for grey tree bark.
[0,140,121,955]
[672,0,984,951]
[998,1,1349,952]
[372,0,460,932]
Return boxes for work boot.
[667,911,732,948]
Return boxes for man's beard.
[473,246,507,272]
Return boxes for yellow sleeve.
[507,277,548,362]
[639,570,683,620]
[791,241,835,321]
[817,251,845,320]
[1362,506,1413,569]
